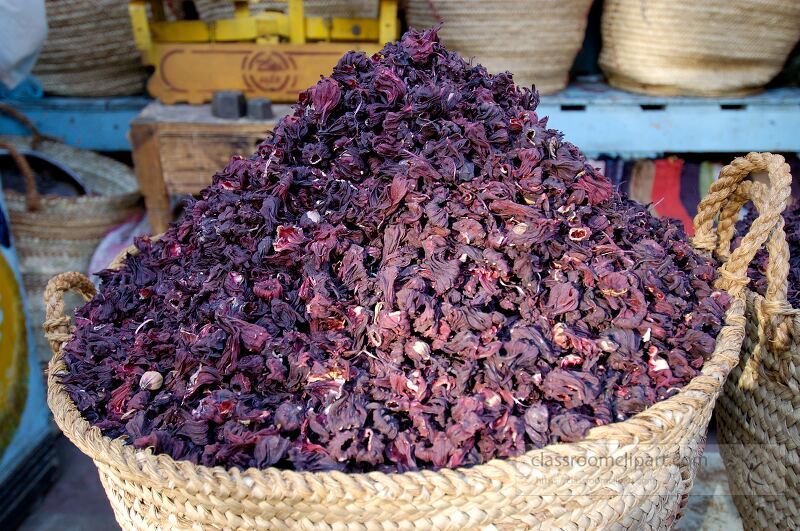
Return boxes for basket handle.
[0,102,59,149]
[693,152,796,344]
[0,139,42,210]
[43,272,97,358]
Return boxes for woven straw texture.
[600,0,800,96]
[42,158,779,528]
[1,107,141,364]
[33,0,147,97]
[694,153,800,529]
[405,0,593,95]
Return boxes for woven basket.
[42,158,783,529]
[696,154,800,529]
[33,0,147,97]
[0,105,141,364]
[599,0,800,97]
[405,0,593,95]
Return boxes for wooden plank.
[0,97,150,151]
[537,84,800,158]
[330,18,379,41]
[130,119,171,234]
[151,20,211,42]
[158,127,269,195]
[130,102,288,230]
[128,1,153,53]
[288,0,306,44]
[215,17,259,41]
[378,0,398,43]
[136,101,292,122]
[146,42,382,104]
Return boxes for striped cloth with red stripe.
[650,158,695,236]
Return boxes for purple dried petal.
[59,27,730,475]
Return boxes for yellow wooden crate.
[128,0,398,103]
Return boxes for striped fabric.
[610,157,722,235]
[596,154,799,234]
[650,158,694,235]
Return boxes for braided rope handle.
[43,272,97,357]
[0,139,42,211]
[0,102,59,149]
[693,152,796,352]
[0,102,62,211]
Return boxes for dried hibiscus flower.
[61,28,730,473]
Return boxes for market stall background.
[0,0,798,529]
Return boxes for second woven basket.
[405,0,593,94]
[33,0,147,96]
[600,0,800,96]
[705,153,800,530]
[0,105,141,365]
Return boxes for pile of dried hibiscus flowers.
[61,28,730,473]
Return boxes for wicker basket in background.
[42,152,796,528]
[600,0,800,96]
[697,154,800,530]
[0,106,141,365]
[33,0,147,97]
[405,0,593,94]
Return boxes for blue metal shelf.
[0,84,798,156]
[0,96,150,151]
[538,83,800,158]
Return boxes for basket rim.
[0,135,140,196]
[3,188,141,207]
[46,245,746,496]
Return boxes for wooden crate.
[130,102,290,233]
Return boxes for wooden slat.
[158,128,269,194]
[330,18,380,41]
[214,17,259,41]
[130,102,287,232]
[130,120,171,234]
[151,21,210,43]
[147,42,381,104]
[0,97,149,151]
[288,0,305,44]
[129,1,153,54]
[378,0,398,44]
